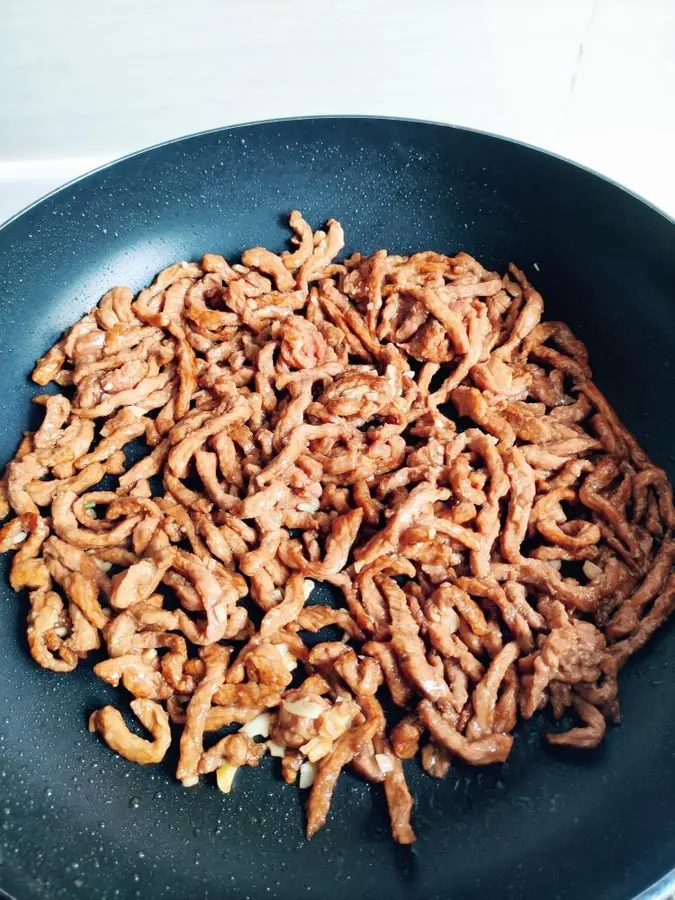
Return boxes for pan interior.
[1,118,675,900]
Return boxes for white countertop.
[2,0,674,224]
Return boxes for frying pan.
[1,117,675,900]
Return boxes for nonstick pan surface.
[1,117,675,900]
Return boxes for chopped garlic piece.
[583,560,604,581]
[266,740,286,758]
[546,559,562,571]
[241,712,271,739]
[300,736,332,762]
[298,761,316,789]
[93,558,113,572]
[11,531,28,544]
[303,579,315,601]
[283,698,325,719]
[375,753,394,775]
[216,762,238,793]
[317,701,355,739]
[277,643,298,672]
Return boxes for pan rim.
[1,114,673,237]
[636,867,675,900]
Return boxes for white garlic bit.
[298,761,316,789]
[241,712,271,739]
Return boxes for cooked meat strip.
[89,699,171,764]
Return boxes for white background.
[2,0,674,223]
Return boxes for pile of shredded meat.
[1,212,674,843]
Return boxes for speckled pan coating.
[1,117,675,900]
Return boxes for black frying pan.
[1,117,675,900]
